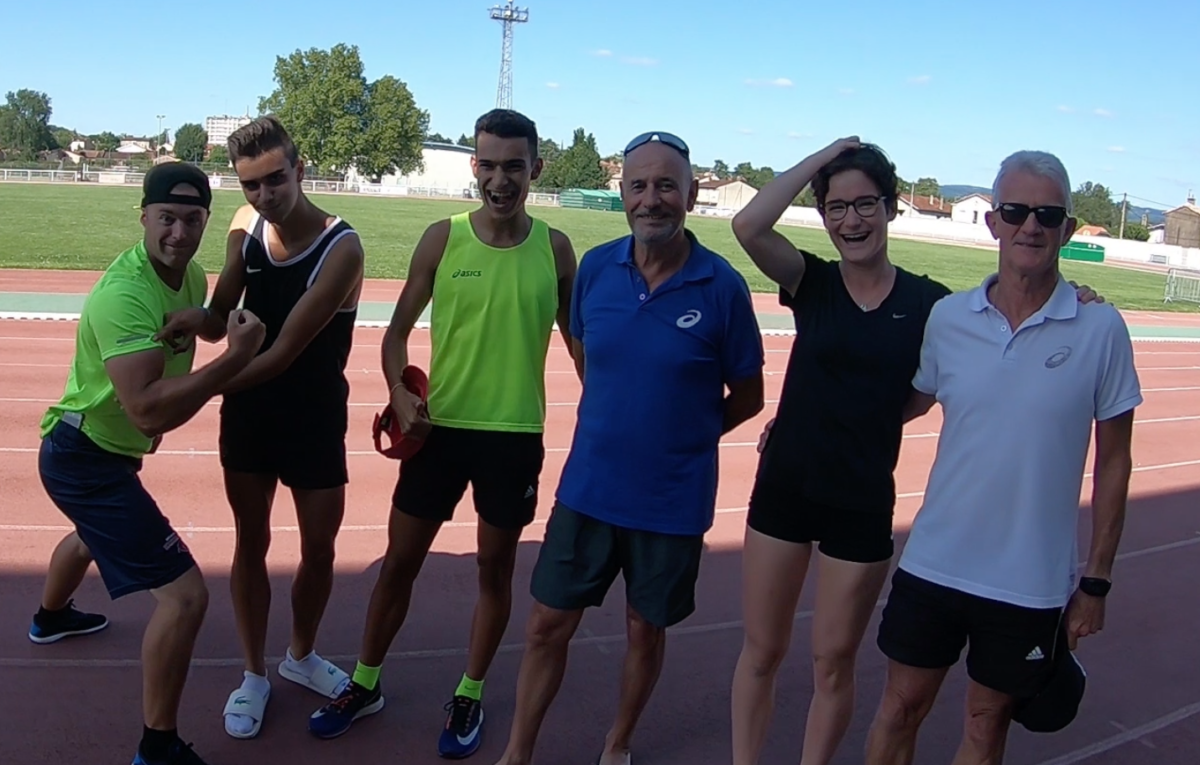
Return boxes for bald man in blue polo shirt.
[491,132,765,765]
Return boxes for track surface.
[1,271,1199,765]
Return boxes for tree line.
[0,42,1153,236]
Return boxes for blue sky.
[4,0,1196,210]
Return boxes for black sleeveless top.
[224,212,359,419]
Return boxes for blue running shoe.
[437,695,484,759]
[28,599,108,644]
[131,737,208,764]
[309,681,385,739]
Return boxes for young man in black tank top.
[159,115,365,740]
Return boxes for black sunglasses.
[996,202,1069,228]
[623,131,690,159]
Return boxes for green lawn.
[0,183,1187,311]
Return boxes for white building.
[347,142,477,194]
[696,179,758,210]
[951,193,992,226]
[205,115,252,147]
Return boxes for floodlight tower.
[489,0,529,109]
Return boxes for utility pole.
[489,1,529,110]
[1118,192,1128,239]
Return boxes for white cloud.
[1107,145,1125,153]
[787,131,814,140]
[591,49,612,57]
[621,56,658,66]
[545,82,560,89]
[737,128,754,135]
[838,87,855,95]
[1094,107,1114,117]
[1057,105,1074,113]
[745,77,793,87]
[907,74,931,85]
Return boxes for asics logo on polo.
[676,309,702,328]
[452,269,482,278]
[1045,346,1072,368]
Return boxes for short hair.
[812,143,899,211]
[991,150,1073,213]
[474,109,538,160]
[227,115,300,166]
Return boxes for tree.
[427,132,452,144]
[173,123,208,162]
[538,128,606,190]
[1071,182,1119,231]
[92,131,119,153]
[456,133,475,148]
[712,159,730,179]
[1122,222,1150,242]
[0,89,55,160]
[208,146,230,166]
[352,74,429,182]
[259,43,428,178]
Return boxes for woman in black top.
[727,139,1099,765]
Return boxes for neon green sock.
[353,662,381,691]
[455,674,484,701]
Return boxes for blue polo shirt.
[556,232,765,537]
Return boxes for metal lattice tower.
[489,0,529,109]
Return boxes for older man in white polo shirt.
[863,150,1142,765]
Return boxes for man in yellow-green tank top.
[309,109,579,755]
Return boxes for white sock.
[225,671,270,735]
[283,647,323,678]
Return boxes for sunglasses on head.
[996,202,1069,228]
[623,131,690,159]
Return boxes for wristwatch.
[1079,577,1111,597]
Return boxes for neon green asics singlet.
[426,211,559,433]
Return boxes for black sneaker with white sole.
[28,600,109,644]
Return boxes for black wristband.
[1079,577,1111,597]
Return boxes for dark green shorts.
[530,502,704,628]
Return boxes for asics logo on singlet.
[676,309,702,328]
[451,269,482,278]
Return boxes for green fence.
[559,189,623,212]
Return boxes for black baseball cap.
[1012,648,1087,733]
[141,162,212,211]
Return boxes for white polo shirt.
[898,272,1142,610]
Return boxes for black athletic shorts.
[746,487,894,564]
[530,502,705,629]
[218,397,348,491]
[391,425,544,530]
[39,420,196,599]
[877,567,1067,699]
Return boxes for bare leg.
[864,659,950,765]
[289,485,345,660]
[600,606,667,765]
[949,680,1015,765]
[800,552,891,765]
[142,566,210,730]
[358,507,443,665]
[40,532,94,610]
[730,527,813,765]
[492,602,585,765]
[464,519,522,683]
[225,471,277,676]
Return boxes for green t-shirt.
[40,239,209,458]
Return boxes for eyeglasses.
[623,131,690,159]
[821,195,885,221]
[995,202,1069,228]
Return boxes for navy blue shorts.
[38,420,197,599]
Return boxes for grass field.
[0,182,1188,311]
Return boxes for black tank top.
[227,212,359,416]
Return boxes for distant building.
[345,142,476,193]
[205,115,252,147]
[896,193,952,219]
[951,192,992,225]
[1163,194,1200,248]
[696,178,758,210]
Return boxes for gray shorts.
[530,502,704,628]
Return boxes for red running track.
[0,313,1199,763]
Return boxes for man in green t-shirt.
[29,163,267,765]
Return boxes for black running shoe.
[309,681,385,739]
[28,599,108,644]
